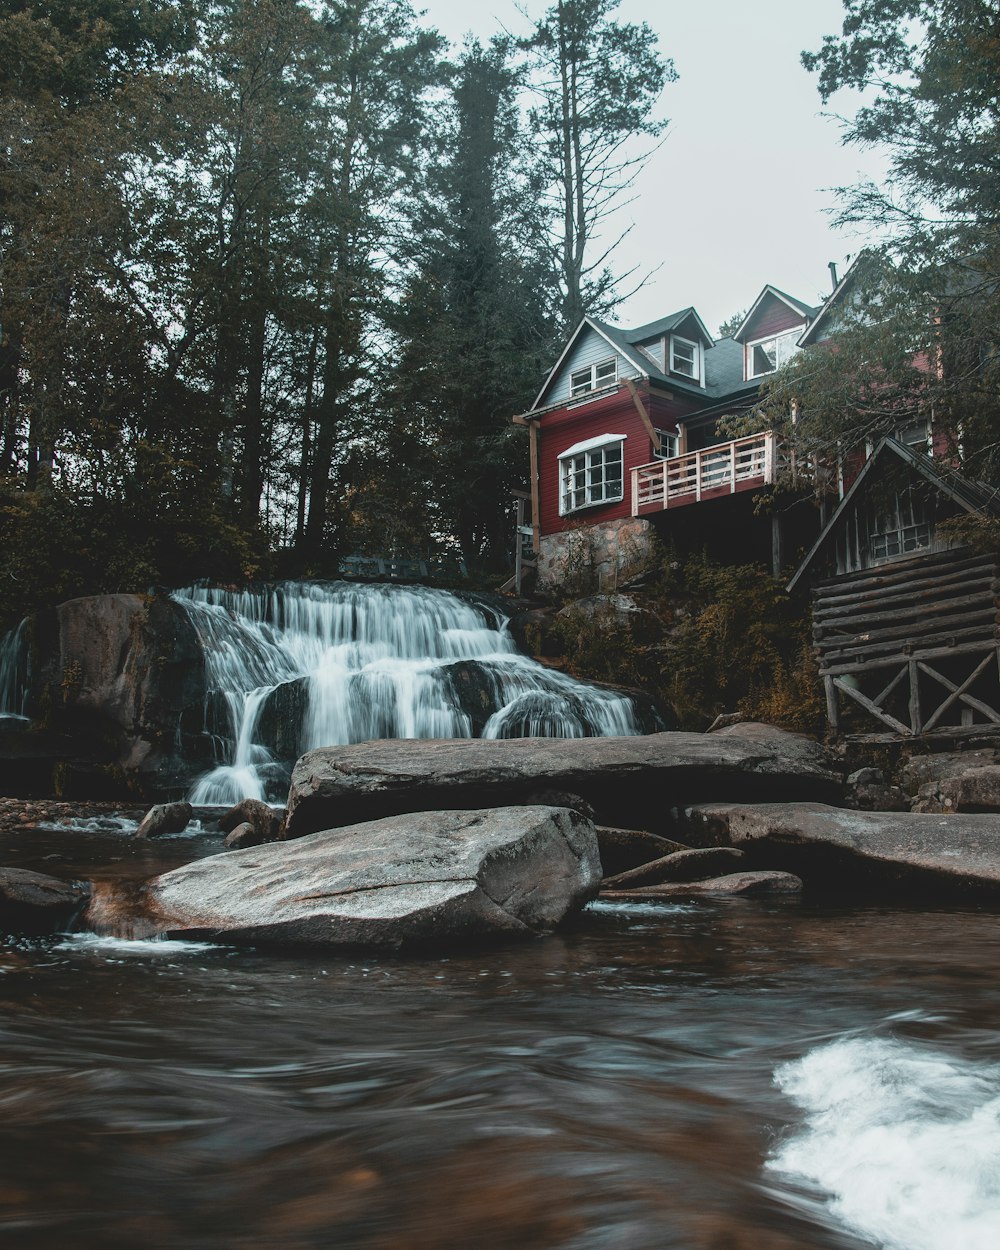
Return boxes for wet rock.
[218,798,283,843]
[602,846,745,889]
[668,804,738,847]
[601,870,802,900]
[898,749,999,797]
[224,822,261,850]
[148,806,601,949]
[135,801,192,839]
[0,866,90,934]
[846,767,908,813]
[594,826,689,877]
[284,726,841,839]
[720,801,1000,900]
[912,765,1000,814]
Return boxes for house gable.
[788,438,999,592]
[533,320,645,409]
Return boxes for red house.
[514,282,821,587]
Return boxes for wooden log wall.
[811,548,1000,736]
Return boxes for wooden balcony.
[631,431,780,515]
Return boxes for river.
[2,817,999,1250]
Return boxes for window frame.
[558,434,626,515]
[669,334,701,381]
[569,356,618,398]
[653,429,679,460]
[745,329,801,379]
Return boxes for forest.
[0,0,672,629]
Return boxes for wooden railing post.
[695,450,702,501]
[631,467,640,516]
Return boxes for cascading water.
[172,581,646,806]
[0,619,29,721]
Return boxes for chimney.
[828,261,839,292]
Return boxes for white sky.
[416,0,888,333]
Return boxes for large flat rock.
[715,801,1000,899]
[146,806,601,949]
[285,726,840,838]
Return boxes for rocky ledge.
[285,723,841,838]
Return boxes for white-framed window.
[558,434,626,514]
[868,495,932,563]
[669,335,701,381]
[653,429,679,460]
[896,417,932,455]
[746,329,800,378]
[570,357,618,397]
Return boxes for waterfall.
[172,581,645,805]
[0,619,29,721]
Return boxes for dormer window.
[669,335,701,381]
[570,357,618,397]
[747,329,800,378]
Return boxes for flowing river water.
[2,818,1000,1250]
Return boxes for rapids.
[2,811,1000,1250]
[173,582,645,806]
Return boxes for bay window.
[559,435,626,514]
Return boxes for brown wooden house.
[788,437,1000,738]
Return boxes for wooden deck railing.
[631,431,779,514]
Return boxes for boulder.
[668,804,737,848]
[284,726,841,839]
[602,846,745,889]
[0,866,90,934]
[218,798,283,843]
[134,800,192,839]
[717,801,1000,900]
[147,806,601,949]
[595,826,689,876]
[601,871,802,900]
[223,822,261,850]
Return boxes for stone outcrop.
[8,593,207,797]
[147,806,601,949]
[284,726,841,839]
[707,801,1000,899]
[912,764,1000,814]
[0,866,90,934]
[536,516,656,593]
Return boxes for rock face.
[912,765,1000,814]
[715,801,1000,899]
[8,593,206,796]
[218,799,283,844]
[284,726,841,839]
[148,806,601,949]
[0,866,90,934]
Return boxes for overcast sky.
[415,0,888,334]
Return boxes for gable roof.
[734,285,818,343]
[787,437,1000,592]
[625,307,715,347]
[797,253,871,347]
[530,315,648,410]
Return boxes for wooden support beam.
[908,658,921,734]
[817,622,999,669]
[824,674,839,733]
[812,548,992,593]
[814,592,999,638]
[624,378,660,453]
[833,677,912,735]
[528,421,540,554]
[819,636,1000,676]
[814,607,1000,651]
[873,664,907,709]
[917,654,1000,730]
[812,558,998,610]
[812,575,999,623]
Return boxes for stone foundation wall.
[537,517,657,593]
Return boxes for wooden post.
[771,513,783,577]
[908,658,921,734]
[528,421,540,554]
[824,674,839,733]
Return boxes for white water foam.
[768,1036,1000,1250]
[56,934,220,956]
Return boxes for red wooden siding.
[742,293,808,342]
